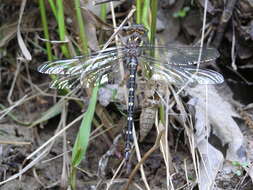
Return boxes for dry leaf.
[17,0,31,61]
[187,85,247,163]
[188,97,224,190]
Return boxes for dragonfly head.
[121,24,148,45]
[121,24,148,38]
[121,24,148,35]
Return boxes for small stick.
[0,141,31,145]
[213,0,239,47]
[124,129,165,190]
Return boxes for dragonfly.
[37,24,224,163]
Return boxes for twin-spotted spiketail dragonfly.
[37,24,224,162]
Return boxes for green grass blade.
[74,0,89,55]
[141,0,150,37]
[47,0,57,18]
[70,85,99,189]
[150,0,158,46]
[136,0,142,24]
[159,104,165,125]
[100,3,107,22]
[56,0,70,57]
[71,85,99,166]
[99,3,107,44]
[39,0,53,61]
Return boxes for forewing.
[140,45,219,65]
[38,46,126,89]
[48,60,121,89]
[37,47,126,75]
[50,74,81,89]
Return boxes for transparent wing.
[50,74,81,89]
[139,45,219,66]
[141,57,224,85]
[37,47,126,75]
[48,61,121,89]
[179,67,224,84]
[38,47,126,89]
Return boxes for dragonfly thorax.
[125,42,141,57]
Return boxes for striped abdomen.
[125,56,138,162]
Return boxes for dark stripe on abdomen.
[125,56,138,162]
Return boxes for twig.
[124,129,165,190]
[26,114,83,160]
[231,22,237,70]
[164,87,174,189]
[93,0,121,5]
[60,102,69,189]
[0,95,27,121]
[106,160,125,190]
[132,123,150,190]
[7,59,21,104]
[213,0,239,47]
[0,141,31,145]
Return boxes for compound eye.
[130,29,135,34]
[139,31,144,35]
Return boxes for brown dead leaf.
[82,7,113,31]
[81,7,113,51]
